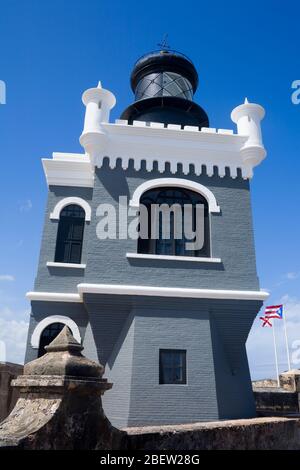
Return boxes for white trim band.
[47,262,86,269]
[26,285,269,303]
[26,292,82,303]
[126,253,222,263]
[78,283,269,301]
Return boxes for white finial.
[244,97,249,104]
[97,81,102,89]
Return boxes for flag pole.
[272,319,280,387]
[282,306,291,370]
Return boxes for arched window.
[38,322,67,357]
[138,187,210,257]
[54,204,85,264]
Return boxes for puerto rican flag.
[260,304,283,327]
[264,305,283,319]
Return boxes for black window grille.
[54,204,85,264]
[159,349,187,385]
[38,322,67,357]
[138,187,210,257]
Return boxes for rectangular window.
[159,349,187,385]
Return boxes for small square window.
[159,349,187,385]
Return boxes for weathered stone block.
[0,362,23,422]
[0,327,124,450]
[280,370,300,392]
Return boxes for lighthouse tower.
[25,49,268,428]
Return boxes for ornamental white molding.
[78,114,266,179]
[43,99,266,185]
[26,285,269,303]
[93,121,252,178]
[77,283,269,301]
[50,197,92,221]
[129,178,220,213]
[42,152,94,188]
[26,291,82,302]
[30,315,81,348]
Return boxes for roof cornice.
[26,284,269,302]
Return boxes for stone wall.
[0,362,23,422]
[253,370,300,416]
[2,330,300,451]
[124,417,300,450]
[252,379,278,388]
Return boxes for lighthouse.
[25,48,268,428]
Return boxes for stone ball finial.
[24,326,104,379]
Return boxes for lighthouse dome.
[120,49,209,128]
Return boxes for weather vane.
[158,34,170,51]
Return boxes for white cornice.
[26,292,82,302]
[42,152,94,188]
[77,283,269,301]
[95,121,250,178]
[26,285,269,303]
[43,117,266,185]
[78,119,265,179]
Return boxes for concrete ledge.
[123,417,300,450]
[126,253,222,263]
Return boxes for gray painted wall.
[34,186,93,293]
[24,163,262,427]
[81,294,259,428]
[25,296,260,428]
[32,164,260,293]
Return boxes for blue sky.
[0,0,299,379]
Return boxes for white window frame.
[50,197,92,221]
[31,315,81,349]
[129,178,220,213]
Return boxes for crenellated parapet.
[42,87,266,187]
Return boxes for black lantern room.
[120,49,209,128]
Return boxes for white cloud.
[19,199,32,213]
[0,306,15,319]
[285,272,299,280]
[0,275,15,281]
[0,303,29,364]
[0,317,28,364]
